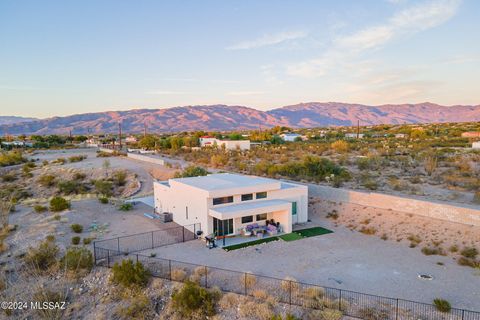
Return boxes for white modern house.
[199,136,250,150]
[154,173,308,241]
[473,142,480,149]
[280,133,303,142]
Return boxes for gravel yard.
[141,216,480,311]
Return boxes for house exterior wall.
[473,142,480,149]
[154,176,307,236]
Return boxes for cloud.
[287,0,461,78]
[226,31,307,50]
[226,91,265,96]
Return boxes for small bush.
[72,172,86,180]
[83,237,92,245]
[114,292,151,319]
[49,196,70,212]
[24,239,59,270]
[54,157,66,165]
[171,281,220,319]
[457,257,479,268]
[113,170,128,186]
[57,180,85,195]
[70,224,83,233]
[1,173,17,182]
[111,259,150,288]
[359,226,377,235]
[433,298,451,313]
[119,203,133,211]
[326,210,339,220]
[171,268,187,282]
[99,197,109,204]
[421,247,445,256]
[38,174,56,187]
[68,155,87,163]
[71,236,81,245]
[61,247,93,272]
[460,247,478,259]
[94,180,113,197]
[34,205,48,213]
[33,288,65,319]
[46,235,55,242]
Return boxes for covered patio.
[208,199,292,247]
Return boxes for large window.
[213,218,233,235]
[241,216,253,224]
[256,192,267,199]
[213,196,233,205]
[256,213,267,221]
[241,193,253,201]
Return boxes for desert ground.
[138,204,480,311]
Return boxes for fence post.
[151,231,154,249]
[117,237,120,253]
[169,260,172,281]
[462,309,465,320]
[289,280,292,305]
[205,266,208,288]
[93,242,97,265]
[182,227,185,242]
[338,289,342,311]
[107,250,110,268]
[244,273,247,296]
[396,298,399,320]
[136,254,138,263]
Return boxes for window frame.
[241,215,253,224]
[213,196,234,206]
[256,213,267,221]
[256,192,267,199]
[241,193,253,201]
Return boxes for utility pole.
[118,122,122,150]
[357,120,360,139]
[144,121,147,138]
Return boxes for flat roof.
[209,199,291,219]
[170,173,279,191]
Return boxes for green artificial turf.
[222,236,279,251]
[280,226,333,242]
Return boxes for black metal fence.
[94,251,480,320]
[93,223,200,265]
[93,226,480,320]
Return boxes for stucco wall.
[313,185,480,226]
[126,153,165,166]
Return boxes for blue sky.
[1,0,479,118]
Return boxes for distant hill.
[0,116,37,126]
[1,102,479,135]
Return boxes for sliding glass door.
[213,217,233,236]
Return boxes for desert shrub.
[239,300,274,320]
[49,196,70,212]
[1,173,17,182]
[219,292,244,310]
[33,288,65,319]
[272,314,301,320]
[111,259,150,288]
[61,247,93,272]
[24,239,59,269]
[189,266,206,284]
[449,245,459,253]
[57,180,85,195]
[242,273,257,291]
[174,165,209,178]
[68,155,87,163]
[98,196,109,204]
[53,214,61,221]
[42,160,49,166]
[0,150,26,166]
[38,174,56,187]
[171,281,220,319]
[71,236,80,245]
[358,307,390,320]
[359,226,377,235]
[421,247,445,256]
[113,170,128,186]
[46,235,55,242]
[457,257,479,268]
[362,179,378,190]
[280,276,299,292]
[330,140,349,153]
[171,268,187,282]
[34,205,48,213]
[72,172,86,180]
[54,157,66,165]
[119,203,133,211]
[70,224,83,233]
[82,237,92,245]
[94,180,113,197]
[114,292,151,319]
[307,308,342,320]
[302,286,325,309]
[433,298,451,313]
[326,210,339,220]
[460,247,478,259]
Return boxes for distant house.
[395,133,407,139]
[125,136,138,144]
[86,138,100,147]
[1,140,33,148]
[462,132,480,138]
[199,136,250,150]
[280,133,304,142]
[473,142,480,149]
[345,133,364,139]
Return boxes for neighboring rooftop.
[169,173,280,191]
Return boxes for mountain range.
[1,102,479,135]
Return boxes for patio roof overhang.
[209,199,291,220]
